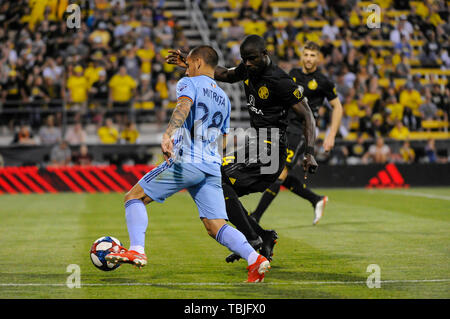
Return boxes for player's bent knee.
[202,218,227,238]
[124,183,151,204]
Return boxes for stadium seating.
[0,0,448,166]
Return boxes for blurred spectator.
[394,53,410,78]
[399,140,415,164]
[113,15,132,39]
[346,135,367,165]
[64,122,87,145]
[424,138,438,163]
[239,0,257,20]
[108,65,137,124]
[258,0,273,20]
[65,35,89,58]
[136,38,155,75]
[399,83,423,130]
[425,139,448,163]
[371,113,390,138]
[390,15,413,44]
[154,73,169,128]
[226,18,245,41]
[84,61,104,88]
[135,73,155,111]
[88,21,111,50]
[120,45,141,81]
[50,140,71,167]
[321,18,340,41]
[1,69,27,129]
[11,124,36,145]
[430,83,449,122]
[335,71,351,99]
[66,65,89,111]
[28,75,50,125]
[389,120,411,140]
[359,108,388,138]
[419,90,439,121]
[120,121,139,144]
[394,35,413,58]
[89,69,109,107]
[411,74,424,94]
[153,19,174,47]
[385,95,404,125]
[42,57,63,83]
[72,144,93,166]
[97,118,119,144]
[419,40,440,68]
[39,114,61,145]
[362,137,391,164]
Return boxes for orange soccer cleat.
[106,248,148,268]
[247,255,271,283]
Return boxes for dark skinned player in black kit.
[166,35,318,262]
[251,41,343,226]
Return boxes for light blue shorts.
[138,162,228,220]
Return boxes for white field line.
[1,279,449,287]
[377,190,450,201]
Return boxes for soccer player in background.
[250,41,343,225]
[106,46,271,282]
[166,35,318,263]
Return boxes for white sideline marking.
[1,279,449,287]
[379,190,450,201]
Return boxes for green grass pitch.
[0,187,449,299]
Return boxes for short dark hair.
[303,41,321,52]
[240,34,267,53]
[189,45,219,68]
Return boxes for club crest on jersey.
[258,85,269,99]
[308,79,318,90]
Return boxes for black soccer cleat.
[225,236,263,263]
[259,230,278,261]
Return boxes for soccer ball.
[90,236,123,271]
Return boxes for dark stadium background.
[0,0,448,191]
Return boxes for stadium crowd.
[0,0,186,133]
[0,0,449,165]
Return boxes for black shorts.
[285,130,305,169]
[221,137,287,197]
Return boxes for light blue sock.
[215,224,258,265]
[125,199,148,254]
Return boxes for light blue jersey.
[137,75,231,219]
[173,75,231,176]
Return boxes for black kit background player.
[166,35,318,262]
[251,41,344,226]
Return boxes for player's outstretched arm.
[291,98,318,176]
[165,49,188,68]
[161,97,193,163]
[323,97,343,152]
[213,65,244,83]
